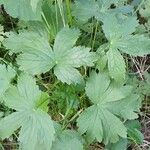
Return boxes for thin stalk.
[65,0,72,25]
[55,0,59,31]
[133,0,145,15]
[92,21,99,50]
[57,0,66,27]
[41,12,52,39]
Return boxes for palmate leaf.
[0,64,16,99]
[77,72,141,144]
[0,73,55,150]
[0,0,42,21]
[53,28,97,84]
[72,0,126,22]
[101,14,150,83]
[3,27,97,84]
[102,14,150,56]
[72,0,98,22]
[3,31,56,74]
[19,110,54,150]
[102,15,138,40]
[52,130,83,150]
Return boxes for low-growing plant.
[0,0,150,149]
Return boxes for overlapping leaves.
[101,14,150,83]
[77,72,141,144]
[72,0,127,22]
[3,27,97,84]
[0,74,55,150]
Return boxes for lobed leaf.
[0,74,55,149]
[4,27,97,84]
[19,110,55,150]
[0,0,42,21]
[77,72,141,144]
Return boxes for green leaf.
[59,46,96,67]
[77,105,103,143]
[77,105,127,144]
[100,84,133,103]
[4,31,55,74]
[125,120,144,144]
[102,14,150,82]
[0,64,16,99]
[53,27,80,57]
[116,35,150,56]
[72,0,98,22]
[102,14,150,56]
[78,72,141,144]
[77,72,140,144]
[105,138,127,150]
[73,0,126,22]
[19,110,55,150]
[96,44,108,71]
[0,112,26,139]
[85,72,110,104]
[52,130,83,150]
[105,94,141,120]
[25,21,48,38]
[4,73,41,111]
[4,27,97,84]
[17,52,55,75]
[96,55,107,71]
[0,0,42,21]
[0,73,55,149]
[54,65,84,85]
[36,92,49,112]
[107,49,126,83]
[102,14,138,40]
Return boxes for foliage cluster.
[0,0,150,149]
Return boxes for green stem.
[65,0,72,25]
[57,0,66,27]
[133,0,145,15]
[92,21,98,50]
